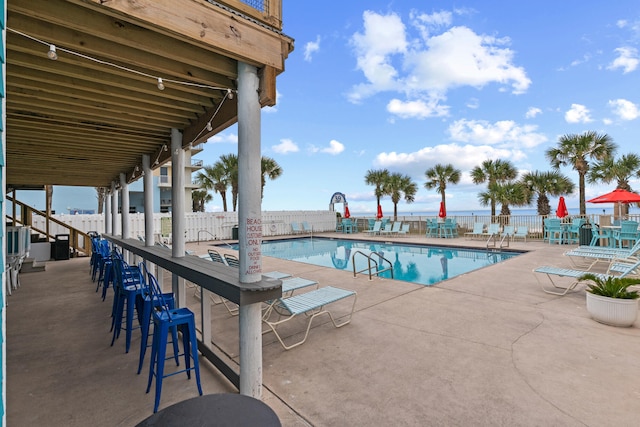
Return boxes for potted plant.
[580,273,640,327]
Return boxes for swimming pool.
[227,237,522,286]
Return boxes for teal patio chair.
[565,218,585,244]
[613,220,640,248]
[512,226,528,242]
[426,219,439,237]
[464,222,485,240]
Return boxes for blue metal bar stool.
[146,265,202,413]
[136,262,178,375]
[110,252,144,353]
[95,240,113,299]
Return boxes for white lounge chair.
[512,226,528,242]
[397,223,410,237]
[381,221,402,236]
[533,258,640,296]
[263,286,357,350]
[291,222,303,234]
[302,221,313,233]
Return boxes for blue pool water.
[227,237,522,286]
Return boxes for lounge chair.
[464,222,485,240]
[262,277,319,319]
[365,221,382,236]
[263,286,357,350]
[302,221,313,233]
[381,221,402,236]
[482,223,501,238]
[208,249,227,265]
[291,222,303,234]
[223,253,239,267]
[512,226,528,242]
[501,225,515,239]
[379,223,393,235]
[533,258,640,296]
[564,240,640,269]
[397,223,410,237]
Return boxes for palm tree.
[545,131,617,215]
[95,187,108,214]
[192,189,212,212]
[587,153,640,217]
[481,182,529,216]
[365,169,390,208]
[383,172,417,220]
[471,159,517,217]
[424,163,461,214]
[195,163,229,211]
[520,171,575,216]
[260,156,283,200]
[218,154,239,211]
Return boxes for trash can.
[579,223,595,246]
[232,226,239,240]
[52,234,70,260]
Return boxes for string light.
[47,44,58,60]
[7,28,234,93]
[206,121,213,132]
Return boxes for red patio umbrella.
[376,204,383,219]
[344,205,351,219]
[587,188,640,219]
[438,201,446,218]
[556,196,568,218]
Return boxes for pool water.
[228,237,522,286]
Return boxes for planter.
[586,292,639,327]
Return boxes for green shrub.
[579,273,640,299]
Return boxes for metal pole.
[237,62,263,398]
[171,128,186,307]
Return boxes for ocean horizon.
[352,206,640,217]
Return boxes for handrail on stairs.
[6,196,93,257]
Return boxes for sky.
[23,1,640,216]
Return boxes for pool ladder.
[351,250,393,281]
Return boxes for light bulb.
[47,44,58,60]
[227,88,234,99]
[157,77,165,90]
[206,121,213,132]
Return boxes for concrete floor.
[7,233,640,426]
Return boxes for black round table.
[135,393,281,427]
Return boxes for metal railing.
[352,250,393,281]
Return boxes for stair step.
[20,258,47,273]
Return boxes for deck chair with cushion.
[464,222,485,240]
[263,286,357,350]
[533,257,640,296]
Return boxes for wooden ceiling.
[5,0,293,189]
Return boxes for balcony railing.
[218,0,282,29]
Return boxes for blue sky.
[23,1,640,216]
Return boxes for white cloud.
[564,103,593,123]
[466,98,479,109]
[386,98,449,119]
[608,47,639,73]
[272,138,299,154]
[348,10,531,115]
[525,107,542,118]
[608,98,640,120]
[447,119,547,148]
[207,132,237,144]
[374,143,526,179]
[304,36,321,62]
[309,139,345,155]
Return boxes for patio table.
[135,393,281,426]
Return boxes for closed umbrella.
[438,201,446,219]
[587,188,640,219]
[376,204,383,219]
[556,196,568,218]
[344,205,351,219]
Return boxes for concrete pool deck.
[7,232,640,426]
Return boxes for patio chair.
[262,276,319,320]
[512,226,528,242]
[302,221,313,233]
[501,225,515,238]
[379,222,393,235]
[208,249,227,265]
[565,218,585,244]
[613,220,640,248]
[426,218,440,237]
[533,257,640,296]
[223,253,239,268]
[564,239,640,269]
[381,221,402,236]
[544,218,565,244]
[263,286,357,350]
[397,223,410,237]
[481,223,501,239]
[464,222,485,240]
[365,221,382,236]
[441,218,458,238]
[291,222,304,234]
